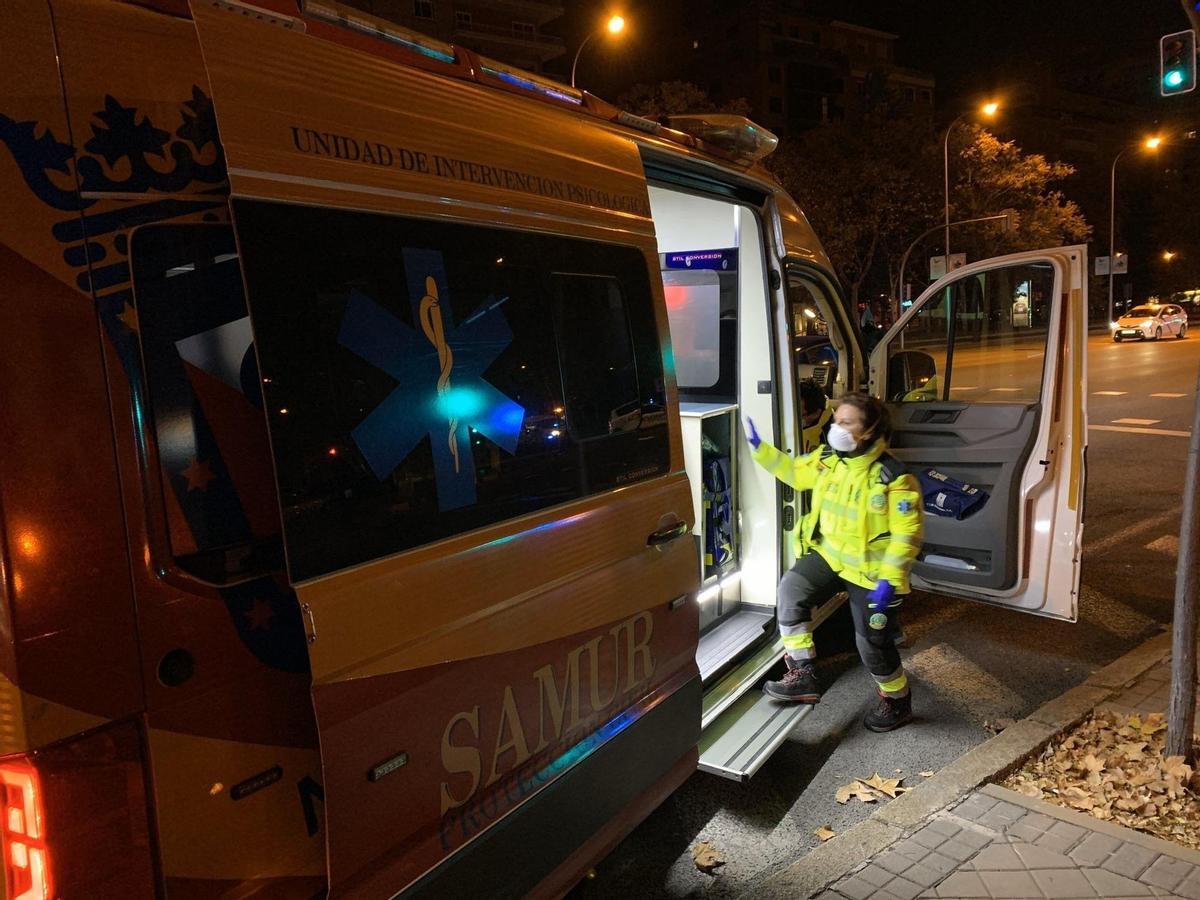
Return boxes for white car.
[1112,303,1188,341]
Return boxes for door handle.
[647,521,690,547]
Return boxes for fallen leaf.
[983,717,1015,734]
[814,825,836,841]
[862,772,904,798]
[919,771,935,778]
[1081,753,1106,774]
[836,780,880,804]
[691,841,725,873]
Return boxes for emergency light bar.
[303,0,457,64]
[663,114,780,162]
[477,59,585,106]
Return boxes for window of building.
[512,20,535,36]
[130,224,283,584]
[230,201,669,581]
[454,9,471,28]
[904,86,916,102]
[856,40,868,56]
[414,0,433,19]
[769,96,784,114]
[876,42,888,59]
[856,79,867,97]
[768,65,782,84]
[920,89,932,104]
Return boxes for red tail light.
[0,762,51,900]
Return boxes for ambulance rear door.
[868,246,1088,621]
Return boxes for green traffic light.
[1166,69,1186,88]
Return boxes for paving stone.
[1032,867,1099,898]
[1084,868,1154,896]
[1176,870,1200,900]
[979,869,1041,898]
[899,862,943,889]
[932,871,990,898]
[1047,820,1088,844]
[1013,841,1077,869]
[1007,822,1050,844]
[925,819,962,839]
[812,893,845,900]
[968,843,1026,871]
[939,837,986,862]
[833,875,876,900]
[921,851,959,878]
[857,865,893,888]
[953,794,999,822]
[1013,811,1057,833]
[976,800,1026,830]
[1105,842,1160,879]
[911,826,951,850]
[1142,855,1195,891]
[884,877,924,900]
[875,849,916,876]
[1070,832,1122,867]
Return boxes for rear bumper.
[395,676,701,900]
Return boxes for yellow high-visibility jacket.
[753,437,924,593]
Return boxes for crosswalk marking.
[1146,534,1180,556]
[949,386,978,391]
[1151,393,1187,398]
[989,387,1021,393]
[1093,390,1127,396]
[1090,424,1191,437]
[1112,418,1160,426]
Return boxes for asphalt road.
[570,331,1197,899]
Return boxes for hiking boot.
[863,691,913,732]
[763,658,821,703]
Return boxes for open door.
[869,246,1087,621]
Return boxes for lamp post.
[570,14,625,88]
[1107,136,1163,325]
[943,101,999,257]
[895,212,1013,321]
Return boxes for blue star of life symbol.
[337,248,525,511]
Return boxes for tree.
[947,125,1092,264]
[769,117,941,310]
[616,81,751,119]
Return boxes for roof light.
[303,1,456,64]
[663,114,779,162]
[478,59,584,105]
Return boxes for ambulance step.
[698,689,812,782]
[696,609,774,682]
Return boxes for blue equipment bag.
[919,468,989,519]
[702,456,735,572]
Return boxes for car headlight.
[1110,321,1119,330]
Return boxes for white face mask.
[827,423,858,453]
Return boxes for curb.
[741,625,1174,900]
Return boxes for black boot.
[763,657,822,703]
[863,691,913,732]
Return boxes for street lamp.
[1107,135,1164,325]
[570,14,625,88]
[1164,250,1178,262]
[943,100,1000,257]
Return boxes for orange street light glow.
[607,14,625,34]
[1146,136,1164,150]
[981,101,1000,117]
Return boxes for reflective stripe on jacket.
[752,437,924,592]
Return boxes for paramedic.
[745,393,924,732]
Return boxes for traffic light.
[1161,29,1197,96]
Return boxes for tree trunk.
[1166,362,1200,761]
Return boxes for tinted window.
[232,201,668,581]
[130,225,283,583]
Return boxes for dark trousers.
[777,551,909,696]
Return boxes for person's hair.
[798,379,827,418]
[837,392,892,444]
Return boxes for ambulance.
[0,0,1087,895]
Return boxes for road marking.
[1151,392,1187,398]
[1093,391,1127,396]
[904,643,1025,718]
[1078,585,1159,640]
[1089,424,1190,437]
[989,387,1021,393]
[1146,534,1180,556]
[1111,418,1160,426]
[1086,508,1179,554]
[949,386,978,392]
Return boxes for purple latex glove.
[866,579,895,611]
[745,417,762,449]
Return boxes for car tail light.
[0,761,51,900]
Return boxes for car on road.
[1113,304,1188,341]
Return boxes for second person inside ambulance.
[745,393,924,732]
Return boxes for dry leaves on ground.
[919,771,935,778]
[814,825,836,841]
[1004,710,1200,852]
[691,840,725,873]
[836,773,907,804]
[983,717,1016,734]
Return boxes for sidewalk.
[745,631,1200,899]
